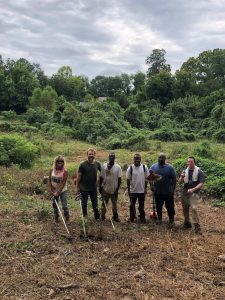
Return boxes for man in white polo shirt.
[99,152,122,222]
[126,153,149,223]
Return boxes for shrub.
[194,141,213,158]
[40,123,75,139]
[0,134,40,168]
[151,128,196,141]
[1,110,17,119]
[213,129,225,142]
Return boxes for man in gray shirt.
[178,156,204,234]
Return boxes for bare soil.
[0,194,225,300]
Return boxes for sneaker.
[94,210,100,220]
[182,221,192,229]
[129,217,136,223]
[194,223,202,235]
[168,220,174,228]
[140,218,146,224]
[155,219,162,225]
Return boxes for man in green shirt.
[77,148,101,220]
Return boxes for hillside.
[1,192,225,300]
[0,138,225,300]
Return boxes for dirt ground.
[0,194,225,300]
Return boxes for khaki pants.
[101,190,118,218]
[181,192,200,224]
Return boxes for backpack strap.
[130,164,146,177]
[130,165,133,177]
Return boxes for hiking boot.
[55,215,59,223]
[182,221,192,229]
[101,214,106,221]
[194,223,202,235]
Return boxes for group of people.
[48,148,204,234]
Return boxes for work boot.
[194,223,202,235]
[94,211,100,220]
[182,221,192,229]
[113,215,120,222]
[101,214,106,221]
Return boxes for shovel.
[150,192,157,220]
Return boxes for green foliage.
[151,128,196,141]
[146,49,171,76]
[0,134,39,168]
[124,104,144,128]
[29,85,57,112]
[194,141,213,158]
[213,129,225,142]
[0,122,39,133]
[41,123,75,139]
[1,110,17,119]
[145,70,174,106]
[25,107,52,125]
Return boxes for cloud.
[0,0,225,78]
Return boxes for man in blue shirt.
[150,153,176,225]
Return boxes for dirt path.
[0,196,225,300]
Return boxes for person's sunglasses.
[56,160,64,163]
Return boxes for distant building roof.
[98,97,107,102]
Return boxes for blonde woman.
[48,156,69,222]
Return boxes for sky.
[1,0,225,79]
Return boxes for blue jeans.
[53,191,69,217]
[81,189,99,219]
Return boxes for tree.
[146,70,174,106]
[132,71,146,94]
[146,49,171,77]
[29,86,57,112]
[0,58,40,112]
[50,68,87,101]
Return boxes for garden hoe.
[51,196,73,242]
[99,194,117,237]
[75,193,89,240]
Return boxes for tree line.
[0,48,225,145]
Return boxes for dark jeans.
[155,194,175,221]
[129,193,145,221]
[53,191,69,217]
[81,189,99,219]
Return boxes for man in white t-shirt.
[126,153,149,223]
[99,152,122,222]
